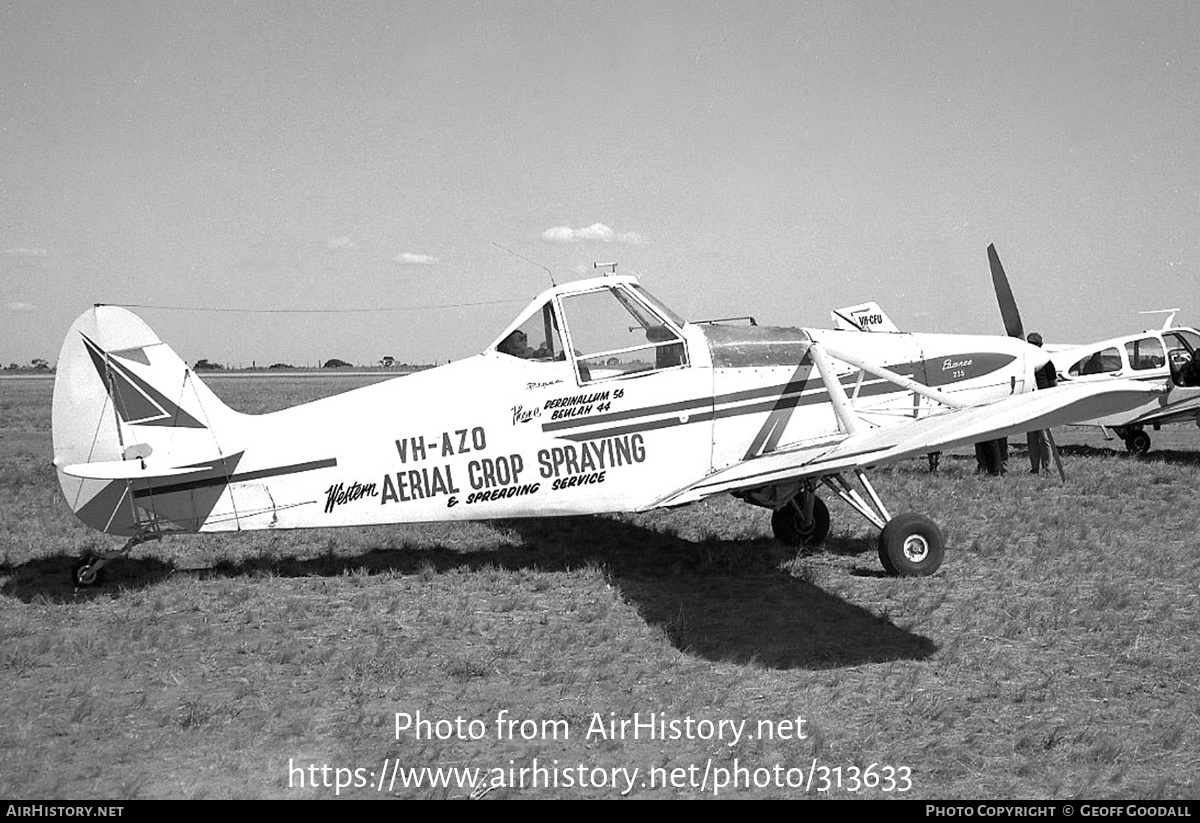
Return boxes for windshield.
[559,285,687,382]
[631,284,686,327]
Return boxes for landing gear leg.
[820,470,946,577]
[72,529,161,589]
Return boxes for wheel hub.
[902,534,929,563]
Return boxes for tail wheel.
[771,495,830,547]
[72,558,106,588]
[877,514,944,577]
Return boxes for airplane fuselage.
[157,323,1042,533]
[1047,326,1200,432]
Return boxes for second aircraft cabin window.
[1068,347,1122,377]
[1124,336,1165,370]
[559,286,686,383]
[1164,330,1200,387]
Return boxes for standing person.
[1025,332,1057,473]
[974,438,1006,476]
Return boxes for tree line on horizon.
[192,356,436,372]
[4,359,52,373]
[1,355,440,375]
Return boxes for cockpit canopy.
[491,276,688,383]
[1061,328,1200,387]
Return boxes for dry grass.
[1,375,1197,799]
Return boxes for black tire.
[72,559,106,588]
[877,514,944,577]
[771,495,830,547]
[1125,430,1151,456]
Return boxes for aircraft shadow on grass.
[4,514,935,670]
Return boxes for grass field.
[1,374,1198,799]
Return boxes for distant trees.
[268,362,295,370]
[3,359,54,373]
[193,359,226,371]
[378,356,436,372]
[323,358,352,369]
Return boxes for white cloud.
[2,247,48,257]
[540,223,645,245]
[394,252,439,265]
[575,223,615,242]
[5,302,35,311]
[326,236,356,250]
[541,226,576,244]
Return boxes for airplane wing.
[652,379,1164,508]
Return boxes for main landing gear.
[1113,426,1151,456]
[771,492,830,547]
[72,529,161,589]
[876,513,944,577]
[763,471,945,577]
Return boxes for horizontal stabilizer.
[58,459,223,482]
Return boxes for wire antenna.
[493,242,556,287]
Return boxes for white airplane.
[53,270,1161,587]
[988,246,1200,455]
[1046,318,1200,454]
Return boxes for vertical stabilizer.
[52,306,243,534]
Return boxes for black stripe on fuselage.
[550,370,918,442]
[131,457,337,499]
[545,352,1011,443]
[542,358,927,434]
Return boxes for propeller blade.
[988,244,1057,476]
[988,243,1025,340]
[1046,428,1066,482]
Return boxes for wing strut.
[820,343,968,409]
[808,342,863,435]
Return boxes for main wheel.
[72,558,106,588]
[877,514,944,577]
[771,495,830,547]
[1125,429,1151,456]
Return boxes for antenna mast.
[493,242,556,287]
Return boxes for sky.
[2,0,1199,368]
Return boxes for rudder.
[52,306,243,535]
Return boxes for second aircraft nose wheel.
[1124,429,1151,456]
